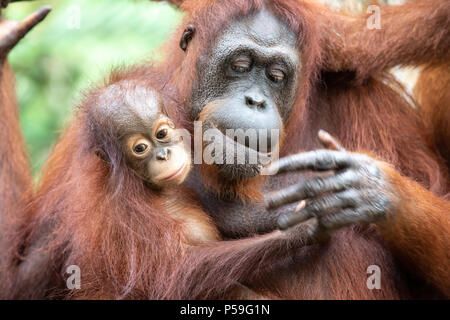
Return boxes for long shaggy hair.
[157,0,447,197]
[2,0,448,300]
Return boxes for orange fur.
[415,62,450,172]
[321,0,450,83]
[0,62,33,294]
[1,0,449,300]
[378,162,450,297]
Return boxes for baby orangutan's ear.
[95,149,110,163]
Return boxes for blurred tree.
[5,0,181,175]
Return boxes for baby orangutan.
[90,80,221,245]
[82,78,262,298]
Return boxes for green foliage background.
[5,0,181,175]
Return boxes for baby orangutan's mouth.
[160,162,187,182]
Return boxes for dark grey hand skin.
[265,135,392,239]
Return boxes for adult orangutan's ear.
[151,0,184,8]
[179,24,195,51]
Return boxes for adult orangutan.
[0,0,449,299]
[151,0,450,298]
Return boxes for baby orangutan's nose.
[156,148,169,161]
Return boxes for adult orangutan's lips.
[231,135,272,154]
[160,162,187,181]
[205,122,272,158]
[200,122,273,175]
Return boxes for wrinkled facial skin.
[97,83,191,188]
[190,9,300,181]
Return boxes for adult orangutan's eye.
[231,55,252,73]
[267,65,286,83]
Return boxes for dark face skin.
[190,9,300,181]
[94,83,191,188]
[185,9,392,242]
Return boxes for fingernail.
[318,129,330,140]
[295,200,306,212]
[264,197,274,209]
[261,164,276,175]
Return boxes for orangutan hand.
[265,130,394,241]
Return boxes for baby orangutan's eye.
[156,128,168,140]
[133,143,148,154]
[129,137,152,157]
[155,123,173,142]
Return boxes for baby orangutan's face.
[125,115,190,188]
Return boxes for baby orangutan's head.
[89,81,191,188]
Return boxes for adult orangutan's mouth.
[231,135,272,155]
[205,122,272,158]
[202,122,273,179]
